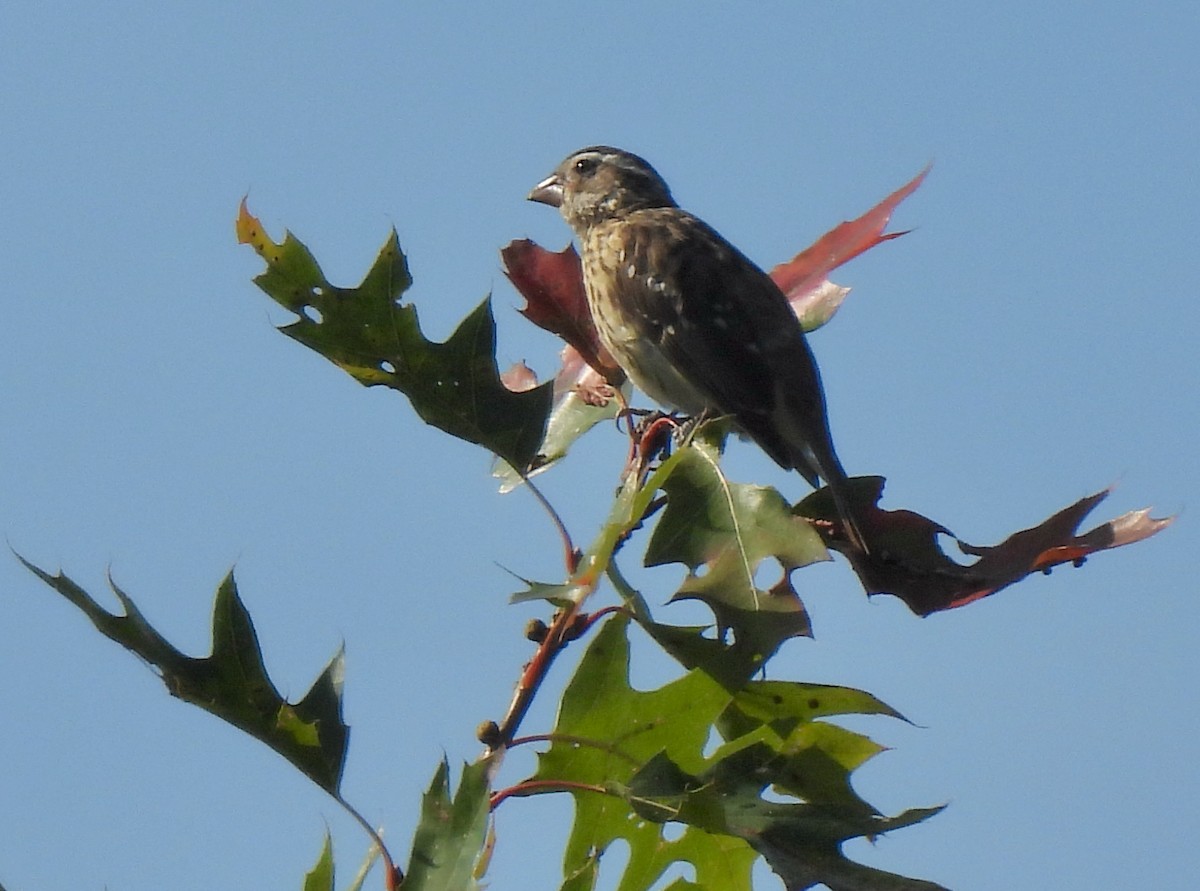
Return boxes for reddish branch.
[488,601,586,755]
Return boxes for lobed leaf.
[797,480,1175,615]
[529,616,756,891]
[18,559,349,794]
[641,428,828,684]
[625,747,947,890]
[238,201,552,470]
[520,616,937,891]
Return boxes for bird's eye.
[573,156,599,177]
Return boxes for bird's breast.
[580,221,711,415]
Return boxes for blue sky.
[1,3,1195,889]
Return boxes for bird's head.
[528,146,676,230]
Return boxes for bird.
[528,146,869,555]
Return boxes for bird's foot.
[620,410,685,482]
[671,408,718,449]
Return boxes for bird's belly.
[586,284,711,415]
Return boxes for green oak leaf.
[524,616,940,890]
[302,833,334,891]
[718,682,912,823]
[401,759,491,891]
[531,615,755,891]
[634,429,829,683]
[19,559,347,794]
[239,203,551,470]
[627,746,947,891]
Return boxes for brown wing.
[613,208,841,487]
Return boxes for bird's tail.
[825,468,871,558]
[797,442,871,558]
[764,377,871,556]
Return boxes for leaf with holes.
[238,201,552,470]
[517,615,939,891]
[626,746,946,891]
[522,615,756,891]
[641,427,828,684]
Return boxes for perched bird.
[528,145,869,554]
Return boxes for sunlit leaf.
[401,759,491,891]
[626,746,947,891]
[302,833,334,891]
[528,616,755,891]
[515,616,938,890]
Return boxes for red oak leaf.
[769,166,929,316]
[797,479,1173,616]
[500,360,539,393]
[555,345,617,406]
[500,239,621,383]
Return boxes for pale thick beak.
[527,174,564,208]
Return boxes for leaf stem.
[507,731,640,766]
[489,779,609,810]
[333,792,401,890]
[515,467,579,574]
